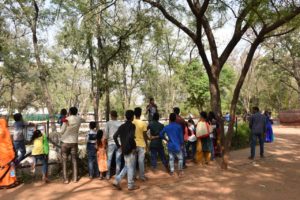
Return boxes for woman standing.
[196,112,211,164]
[264,111,274,143]
[0,118,18,188]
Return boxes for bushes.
[231,122,251,150]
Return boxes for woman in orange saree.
[0,118,18,189]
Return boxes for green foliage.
[231,122,251,150]
[178,60,210,112]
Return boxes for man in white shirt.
[105,110,122,180]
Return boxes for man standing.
[148,113,168,171]
[60,107,83,184]
[113,110,139,191]
[133,107,148,181]
[146,97,158,122]
[249,107,266,160]
[160,113,184,177]
[105,110,122,180]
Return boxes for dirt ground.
[1,126,299,200]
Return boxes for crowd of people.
[0,98,274,190]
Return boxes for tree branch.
[143,0,196,41]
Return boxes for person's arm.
[113,126,121,148]
[249,116,253,130]
[159,127,168,142]
[143,123,149,150]
[145,105,150,114]
[105,123,109,140]
[60,121,67,135]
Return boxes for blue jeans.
[169,151,183,173]
[150,147,168,169]
[14,140,26,164]
[210,138,215,160]
[186,141,197,159]
[106,144,122,178]
[136,147,145,179]
[34,155,48,175]
[250,133,264,158]
[115,151,136,189]
[87,143,99,177]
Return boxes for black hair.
[169,113,177,122]
[149,97,154,102]
[200,111,208,121]
[134,107,142,118]
[173,107,180,115]
[188,118,195,125]
[30,130,42,144]
[253,107,259,112]
[89,121,97,130]
[60,108,67,116]
[110,110,118,118]
[208,111,216,122]
[13,113,23,122]
[96,129,104,146]
[125,110,134,121]
[69,107,78,115]
[153,112,160,121]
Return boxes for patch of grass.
[231,122,251,150]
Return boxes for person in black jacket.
[113,110,139,191]
[249,107,266,160]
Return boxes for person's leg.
[157,147,168,168]
[186,142,191,159]
[115,166,127,184]
[182,145,186,167]
[125,152,137,189]
[191,141,197,161]
[169,151,175,173]
[115,148,122,175]
[14,141,26,165]
[250,133,257,158]
[258,133,264,157]
[210,138,215,161]
[150,148,158,169]
[41,155,48,181]
[70,143,78,182]
[19,140,26,163]
[61,143,70,182]
[106,144,116,179]
[137,147,145,180]
[93,156,100,177]
[177,151,183,171]
[87,145,94,178]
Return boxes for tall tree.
[4,0,57,130]
[142,0,300,168]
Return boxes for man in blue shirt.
[160,113,184,177]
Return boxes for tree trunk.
[105,64,110,121]
[31,1,56,132]
[7,82,14,123]
[224,39,262,169]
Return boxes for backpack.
[196,121,210,138]
[43,134,49,155]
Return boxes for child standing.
[13,113,34,165]
[30,130,49,183]
[86,122,99,179]
[96,130,107,179]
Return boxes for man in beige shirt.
[60,107,84,184]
